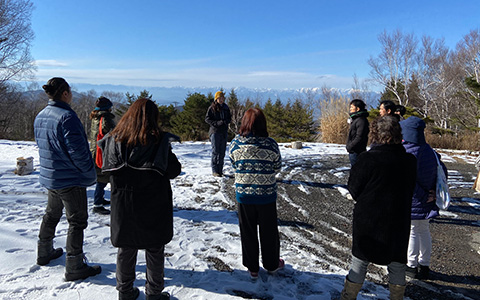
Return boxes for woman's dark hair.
[379,100,396,114]
[395,105,406,116]
[42,77,70,99]
[350,99,366,110]
[238,108,268,137]
[369,115,402,145]
[110,98,161,147]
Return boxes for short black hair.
[379,100,396,114]
[395,105,406,116]
[350,99,366,111]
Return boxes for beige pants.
[474,169,480,193]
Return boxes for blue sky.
[30,0,479,90]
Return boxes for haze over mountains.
[23,82,380,109]
[68,83,381,108]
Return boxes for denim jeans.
[116,246,165,295]
[38,187,88,256]
[347,255,406,285]
[93,181,108,206]
[349,153,359,167]
[210,132,227,174]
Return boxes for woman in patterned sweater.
[229,108,284,279]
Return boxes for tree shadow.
[173,206,316,230]
[277,219,315,229]
[431,217,480,227]
[277,179,347,190]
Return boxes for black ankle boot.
[119,287,140,300]
[37,239,63,266]
[417,265,430,280]
[65,253,101,281]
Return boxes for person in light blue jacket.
[34,77,100,281]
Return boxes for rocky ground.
[222,152,480,300]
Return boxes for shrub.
[317,97,350,144]
[425,128,480,151]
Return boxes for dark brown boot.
[340,278,362,300]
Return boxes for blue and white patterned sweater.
[229,134,281,204]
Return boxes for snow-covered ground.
[0,139,472,300]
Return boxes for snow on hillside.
[0,139,464,300]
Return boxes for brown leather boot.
[340,278,363,300]
[389,283,406,300]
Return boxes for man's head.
[42,77,72,104]
[379,100,396,117]
[350,99,366,113]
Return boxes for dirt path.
[223,152,480,300]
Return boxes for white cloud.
[35,60,69,67]
[33,66,359,90]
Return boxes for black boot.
[37,239,63,266]
[119,287,140,300]
[146,292,170,300]
[417,265,430,280]
[65,253,101,281]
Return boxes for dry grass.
[425,129,480,151]
[317,98,350,144]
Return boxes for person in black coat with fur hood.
[340,116,417,300]
[99,98,181,300]
[346,99,369,166]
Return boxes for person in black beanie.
[89,96,115,215]
[346,99,369,166]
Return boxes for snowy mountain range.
[67,83,381,108]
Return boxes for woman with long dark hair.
[99,99,181,300]
[229,108,283,280]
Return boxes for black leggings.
[237,201,280,272]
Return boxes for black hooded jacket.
[98,132,181,248]
[346,110,369,154]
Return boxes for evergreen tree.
[465,76,480,108]
[284,99,315,141]
[115,89,153,117]
[158,104,178,131]
[380,80,403,104]
[263,99,286,140]
[226,88,244,136]
[171,93,211,141]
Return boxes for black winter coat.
[98,132,181,248]
[346,110,369,154]
[205,102,231,135]
[348,144,417,265]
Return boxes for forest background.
[1,1,479,150]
